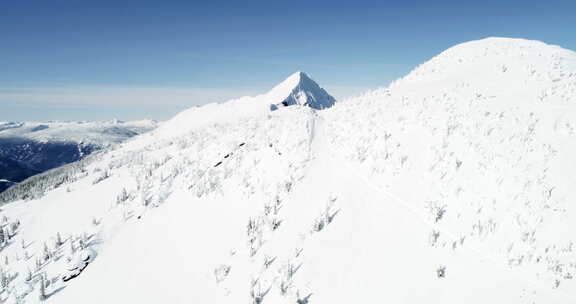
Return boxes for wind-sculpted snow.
[1,38,576,303]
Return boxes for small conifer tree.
[55,232,63,247]
[38,272,47,301]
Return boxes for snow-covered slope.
[322,37,576,299]
[0,120,159,193]
[0,38,575,304]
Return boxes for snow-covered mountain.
[0,120,158,145]
[269,71,336,110]
[150,71,334,140]
[0,120,158,193]
[0,38,575,304]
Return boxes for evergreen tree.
[69,240,76,254]
[78,238,86,250]
[0,267,8,290]
[38,272,47,301]
[42,242,50,261]
[35,257,42,272]
[55,232,63,247]
[25,267,32,282]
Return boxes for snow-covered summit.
[150,71,335,140]
[268,71,336,110]
[397,37,576,101]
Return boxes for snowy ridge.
[0,38,575,303]
[148,72,334,140]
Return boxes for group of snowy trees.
[91,168,110,185]
[0,216,97,303]
[311,197,339,233]
[29,232,91,301]
[0,153,101,204]
[0,216,19,249]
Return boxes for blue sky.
[1,0,575,121]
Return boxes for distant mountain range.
[0,120,158,192]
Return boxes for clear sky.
[1,0,575,121]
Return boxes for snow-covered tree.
[78,237,86,250]
[42,242,51,261]
[55,232,63,247]
[69,239,76,254]
[38,272,47,301]
[117,188,129,205]
[25,267,32,282]
[35,257,42,272]
[0,268,9,290]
